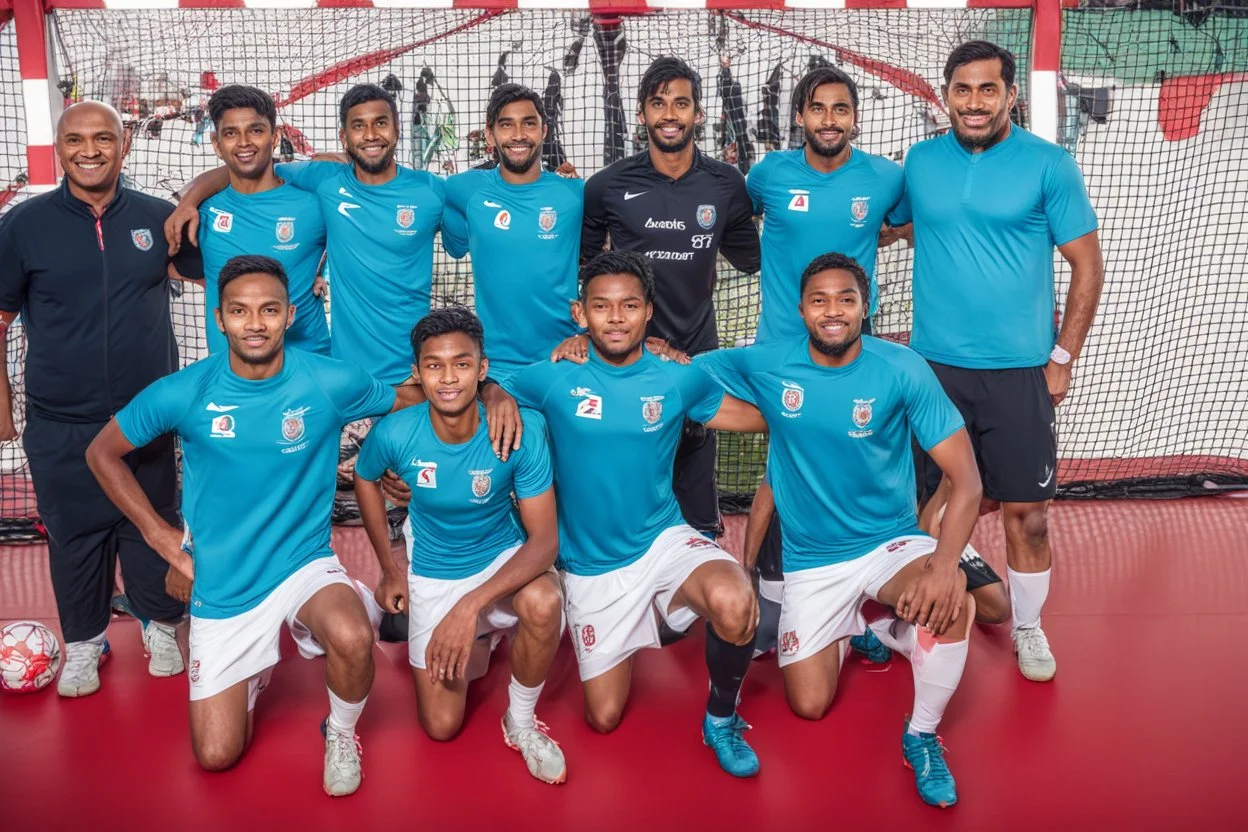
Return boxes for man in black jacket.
[0,101,200,697]
[578,56,761,543]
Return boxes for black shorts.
[928,361,1058,503]
[960,546,1003,591]
[674,419,722,537]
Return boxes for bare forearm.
[86,450,175,549]
[179,166,230,207]
[463,537,557,611]
[0,316,13,428]
[355,476,404,578]
[932,473,980,567]
[1057,263,1103,360]
[742,481,774,572]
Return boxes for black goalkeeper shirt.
[581,148,760,355]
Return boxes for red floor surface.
[2,499,1246,829]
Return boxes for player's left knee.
[1005,505,1049,550]
[515,581,563,635]
[973,583,1011,625]
[324,616,376,664]
[707,583,756,646]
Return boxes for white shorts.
[188,556,354,701]
[407,545,553,669]
[777,535,936,668]
[562,524,737,681]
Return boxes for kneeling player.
[698,253,982,807]
[354,308,566,784]
[507,251,768,777]
[87,255,419,796]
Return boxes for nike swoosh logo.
[484,200,502,208]
[205,403,238,413]
[338,201,360,218]
[338,187,354,198]
[624,191,647,200]
[1038,469,1054,487]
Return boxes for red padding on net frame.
[36,1,1051,9]
[1158,73,1248,142]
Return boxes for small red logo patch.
[780,630,800,656]
[189,659,201,683]
[581,625,596,648]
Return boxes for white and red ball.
[0,620,62,693]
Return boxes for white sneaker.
[143,620,185,677]
[502,710,567,785]
[323,721,363,797]
[1013,626,1057,682]
[57,638,108,697]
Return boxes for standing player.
[576,56,761,542]
[355,308,566,784]
[891,42,1104,682]
[0,101,202,697]
[191,84,330,355]
[698,253,982,808]
[86,255,420,796]
[441,84,583,382]
[507,251,767,778]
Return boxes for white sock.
[327,688,366,735]
[507,676,544,730]
[908,631,969,735]
[1008,567,1051,631]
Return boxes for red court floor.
[1,498,1245,830]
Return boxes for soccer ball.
[0,620,63,693]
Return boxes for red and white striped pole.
[12,0,58,191]
[1030,0,1063,144]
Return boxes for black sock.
[705,621,752,718]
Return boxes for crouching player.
[354,308,567,784]
[87,255,419,796]
[697,253,982,807]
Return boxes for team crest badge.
[780,630,800,656]
[471,472,492,499]
[581,625,596,649]
[696,204,717,229]
[781,381,804,413]
[642,400,663,424]
[131,228,153,251]
[538,208,557,233]
[275,219,294,243]
[851,198,869,223]
[396,207,415,229]
[189,660,200,683]
[280,407,309,443]
[210,414,235,439]
[852,398,874,428]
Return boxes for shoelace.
[513,718,561,753]
[327,729,363,767]
[709,714,754,756]
[1016,628,1051,654]
[912,734,953,783]
[62,643,100,679]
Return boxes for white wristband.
[1050,344,1072,366]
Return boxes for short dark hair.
[579,250,656,305]
[218,254,289,300]
[799,252,870,306]
[486,83,547,128]
[207,84,276,130]
[944,41,1017,89]
[792,67,860,115]
[339,84,399,129]
[637,56,702,113]
[410,306,486,360]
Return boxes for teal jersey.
[442,168,583,382]
[277,161,446,382]
[199,183,331,356]
[895,128,1098,369]
[697,336,963,571]
[116,349,395,617]
[506,350,725,575]
[746,149,905,338]
[355,403,553,580]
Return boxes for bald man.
[0,102,202,697]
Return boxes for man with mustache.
[575,56,761,556]
[873,41,1104,682]
[0,101,202,697]
[442,84,583,383]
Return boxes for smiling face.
[640,78,701,155]
[56,102,129,198]
[216,272,293,366]
[415,331,487,418]
[340,99,398,175]
[211,106,277,181]
[796,82,856,159]
[800,268,866,359]
[944,58,1017,151]
[488,99,546,176]
[573,272,653,364]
